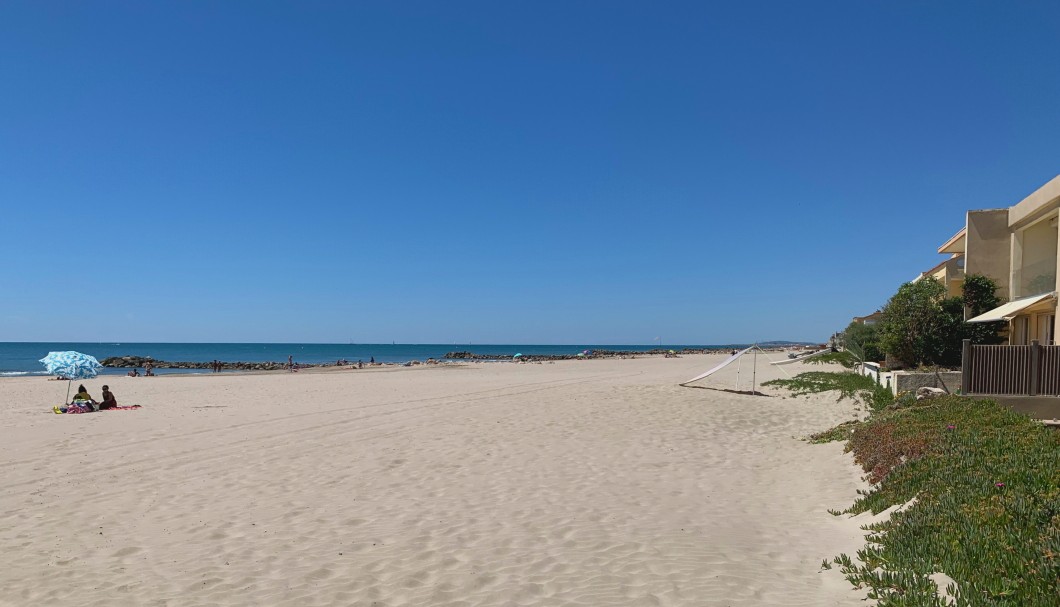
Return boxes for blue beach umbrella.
[40,351,104,403]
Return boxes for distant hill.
[758,340,820,347]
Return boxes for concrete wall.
[970,394,1060,421]
[854,364,961,396]
[857,361,882,381]
[966,209,1012,300]
[892,371,962,396]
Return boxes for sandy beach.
[1,354,870,606]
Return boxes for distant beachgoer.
[370,356,375,364]
[99,385,118,410]
[145,361,154,376]
[358,360,363,369]
[127,369,136,377]
[288,355,294,372]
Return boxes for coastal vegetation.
[804,350,858,368]
[762,371,893,411]
[875,274,1004,368]
[833,397,1059,606]
[770,370,1060,605]
[840,321,884,365]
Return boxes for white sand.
[0,355,870,606]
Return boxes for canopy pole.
[65,380,71,404]
[735,353,742,392]
[679,346,756,386]
[752,345,758,395]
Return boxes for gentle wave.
[1,371,49,376]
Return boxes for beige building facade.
[954,176,1060,345]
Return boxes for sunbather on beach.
[98,385,118,410]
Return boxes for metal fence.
[962,339,1060,396]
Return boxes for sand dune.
[0,355,869,606]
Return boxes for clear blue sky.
[3,1,1059,344]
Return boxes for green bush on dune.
[806,391,1060,605]
[763,370,894,412]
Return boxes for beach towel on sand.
[53,404,142,414]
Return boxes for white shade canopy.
[967,292,1056,323]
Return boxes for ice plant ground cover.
[763,370,894,412]
[776,371,1060,606]
[836,398,1059,605]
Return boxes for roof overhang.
[967,292,1057,323]
[1008,175,1060,229]
[938,227,966,255]
[920,258,950,277]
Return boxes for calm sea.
[0,342,741,377]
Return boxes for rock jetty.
[443,348,729,362]
[101,346,795,371]
[100,356,331,372]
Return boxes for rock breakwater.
[443,348,729,362]
[100,356,329,371]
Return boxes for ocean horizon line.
[0,341,820,376]
[0,340,818,346]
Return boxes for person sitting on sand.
[98,385,118,410]
[72,384,95,404]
